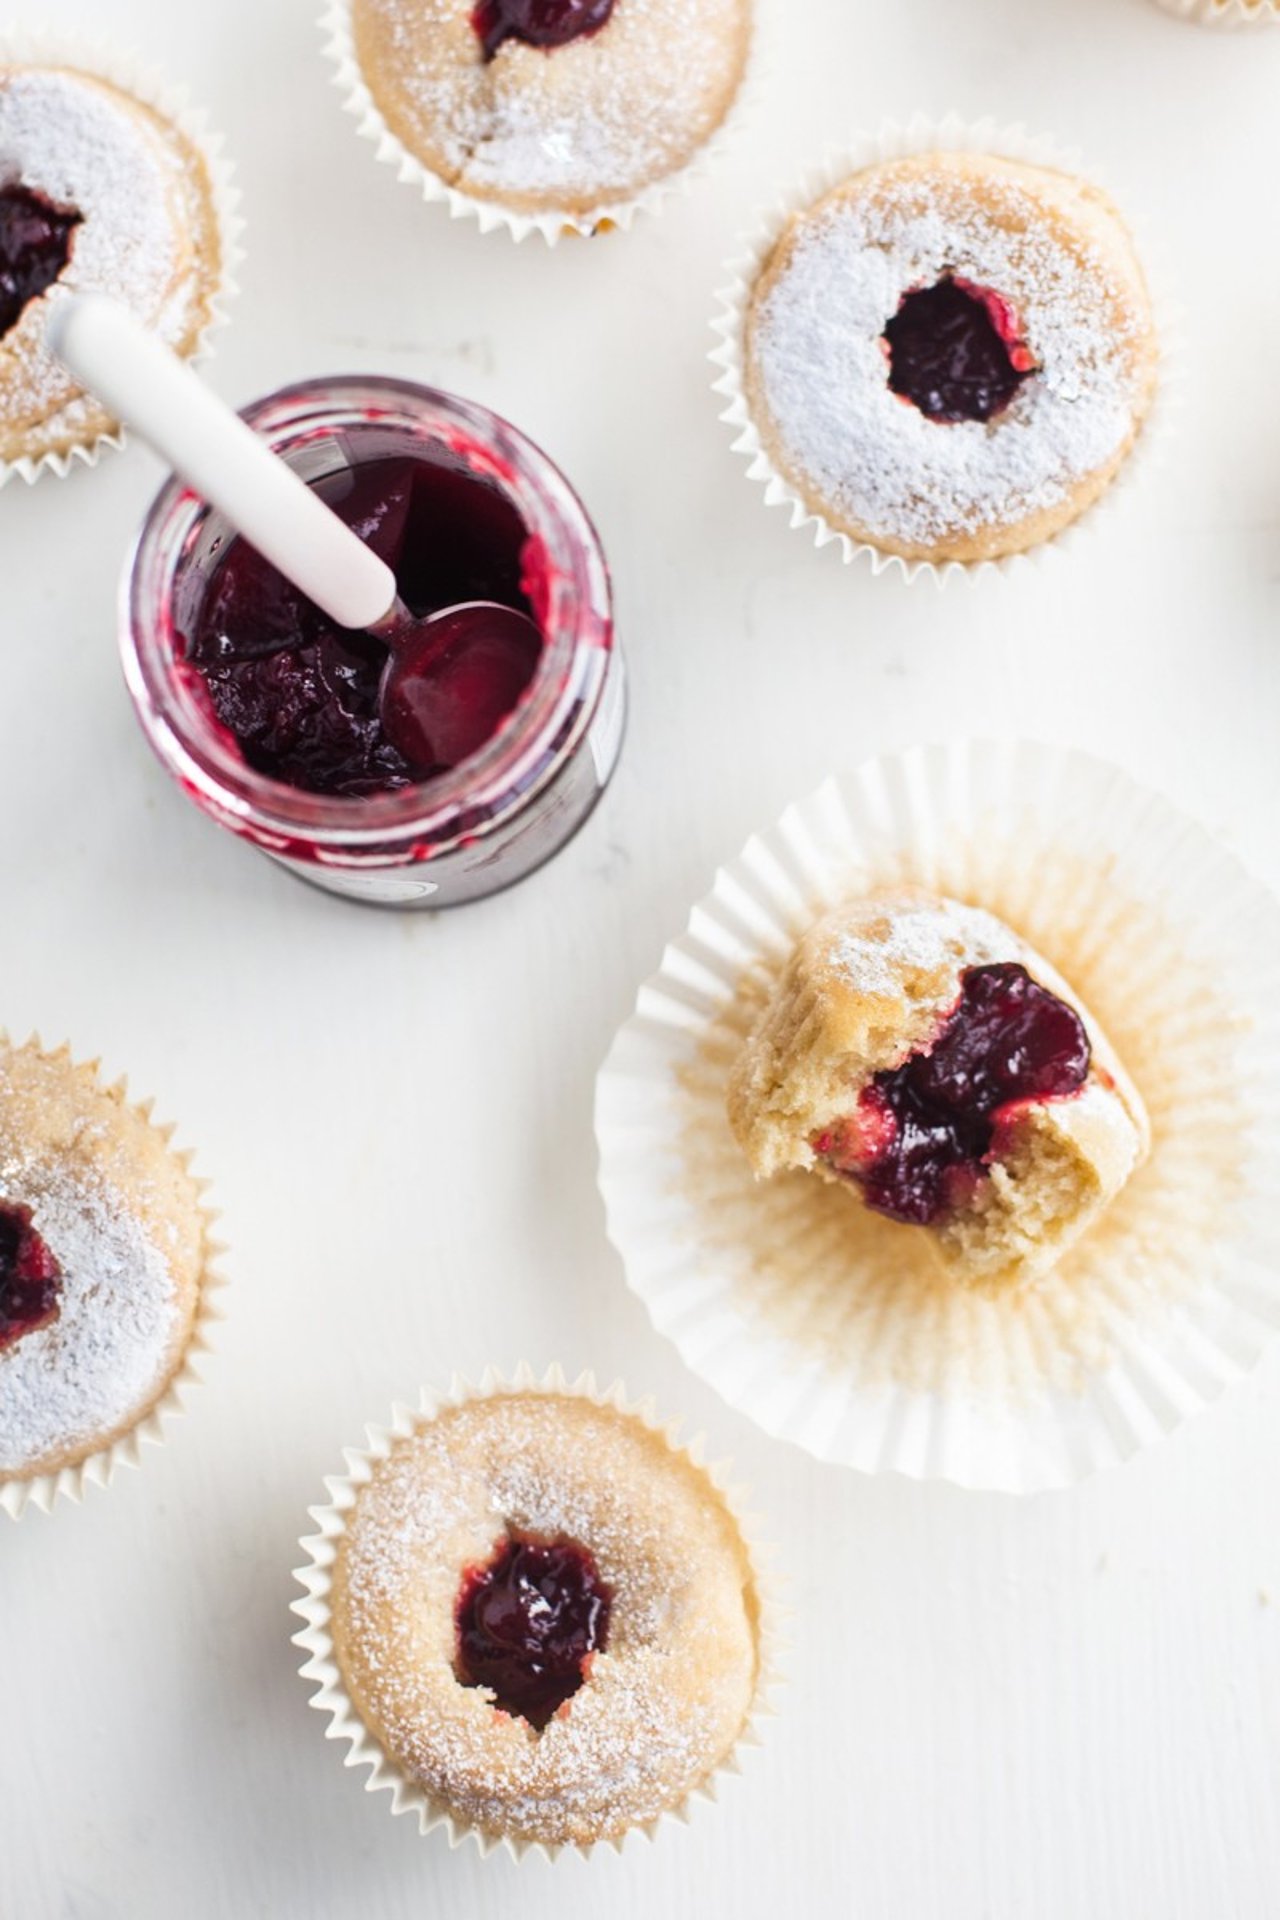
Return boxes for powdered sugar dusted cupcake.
[740,150,1158,566]
[0,59,232,481]
[294,1374,771,1855]
[335,0,751,232]
[728,892,1150,1293]
[0,1037,218,1513]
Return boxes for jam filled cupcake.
[730,145,1158,568]
[294,1374,770,1854]
[0,57,233,482]
[727,892,1150,1292]
[0,1037,219,1516]
[329,0,752,235]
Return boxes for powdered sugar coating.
[747,155,1157,561]
[351,0,750,213]
[826,896,1012,999]
[0,65,220,462]
[0,1043,206,1481]
[332,1392,759,1847]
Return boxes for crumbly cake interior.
[728,892,1150,1290]
[0,64,222,465]
[0,1039,207,1480]
[331,1391,760,1848]
[350,0,751,215]
[745,152,1158,564]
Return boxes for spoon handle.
[49,293,397,633]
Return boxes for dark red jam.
[0,1202,62,1352]
[814,962,1090,1227]
[180,454,542,797]
[472,0,614,59]
[0,183,81,340]
[883,275,1036,424]
[455,1535,612,1729]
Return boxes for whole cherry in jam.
[472,0,614,60]
[0,1201,62,1352]
[883,275,1036,424]
[815,962,1091,1227]
[181,454,543,798]
[455,1535,612,1730]
[0,184,81,339]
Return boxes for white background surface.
[4,0,1280,1914]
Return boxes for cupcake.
[332,0,752,235]
[0,59,231,481]
[294,1374,770,1854]
[734,148,1158,567]
[596,743,1280,1491]
[727,892,1150,1292]
[1152,0,1278,20]
[0,1037,217,1514]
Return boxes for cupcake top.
[744,152,1158,565]
[0,1039,208,1483]
[0,63,223,470]
[728,891,1150,1290]
[348,0,751,217]
[329,1388,761,1849]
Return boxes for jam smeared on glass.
[0,1202,62,1352]
[472,0,614,60]
[883,275,1036,424]
[0,184,81,339]
[181,454,542,797]
[814,962,1090,1227]
[455,1535,612,1729]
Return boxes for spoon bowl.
[377,600,544,773]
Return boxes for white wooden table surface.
[5,0,1280,1914]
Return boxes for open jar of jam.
[121,376,622,907]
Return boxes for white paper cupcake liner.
[291,1362,782,1861]
[710,114,1178,586]
[0,1036,227,1520]
[0,33,243,489]
[320,0,762,246]
[595,742,1280,1495]
[1152,0,1279,22]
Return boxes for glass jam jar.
[121,376,623,907]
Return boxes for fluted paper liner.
[1152,0,1279,23]
[291,1363,782,1861]
[0,33,243,489]
[595,743,1280,1493]
[0,1034,227,1520]
[710,115,1177,586]
[321,0,762,246]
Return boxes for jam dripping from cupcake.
[0,1201,62,1351]
[455,1534,612,1730]
[181,454,542,798]
[472,0,614,60]
[814,963,1091,1227]
[0,184,82,339]
[883,276,1037,424]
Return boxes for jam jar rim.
[120,375,614,855]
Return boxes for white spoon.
[48,293,542,775]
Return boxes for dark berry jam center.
[455,1535,612,1729]
[472,0,614,59]
[0,183,81,340]
[0,1201,62,1352]
[883,275,1036,425]
[181,454,542,799]
[815,962,1090,1228]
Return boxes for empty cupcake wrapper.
[710,113,1178,587]
[1151,0,1279,23]
[595,742,1280,1494]
[0,1036,227,1520]
[0,32,243,490]
[320,0,763,245]
[291,1362,782,1861]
